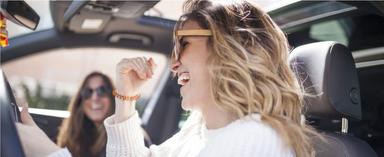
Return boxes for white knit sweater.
[49,112,294,157]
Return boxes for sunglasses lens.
[96,86,108,97]
[81,88,92,99]
[81,86,110,99]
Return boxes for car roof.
[3,1,384,63]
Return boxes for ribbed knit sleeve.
[103,111,204,157]
[104,112,150,157]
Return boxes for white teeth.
[91,103,103,110]
[177,73,190,85]
[181,75,190,80]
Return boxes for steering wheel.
[0,69,26,157]
[3,72,21,122]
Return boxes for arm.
[104,109,203,157]
[16,106,69,157]
[104,112,150,157]
[105,57,155,157]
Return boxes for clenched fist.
[114,57,156,123]
[116,57,156,96]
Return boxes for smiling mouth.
[91,103,104,110]
[178,72,190,86]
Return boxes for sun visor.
[65,1,159,33]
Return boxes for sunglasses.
[173,29,212,61]
[80,86,111,99]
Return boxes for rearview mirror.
[0,1,40,30]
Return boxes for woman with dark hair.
[57,72,115,157]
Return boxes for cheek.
[101,98,112,111]
[181,45,212,109]
[82,102,92,117]
[192,72,211,97]
[82,100,91,111]
[182,68,212,110]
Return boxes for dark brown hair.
[57,72,115,157]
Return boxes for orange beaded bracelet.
[113,89,141,101]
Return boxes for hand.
[116,57,156,96]
[114,57,156,123]
[16,104,61,157]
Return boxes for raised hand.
[114,57,156,123]
[115,57,156,96]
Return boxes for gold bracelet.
[113,89,140,101]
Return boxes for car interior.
[1,1,384,157]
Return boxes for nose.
[90,91,99,101]
[171,60,181,73]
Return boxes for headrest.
[289,41,361,120]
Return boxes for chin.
[87,114,106,123]
[181,100,196,111]
[90,117,105,123]
[181,104,192,111]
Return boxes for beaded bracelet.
[112,89,140,101]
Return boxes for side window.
[289,14,384,51]
[3,47,168,115]
[288,18,352,48]
[309,19,349,46]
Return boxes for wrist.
[114,98,136,123]
[115,87,138,96]
[113,89,140,101]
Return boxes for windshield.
[147,0,285,20]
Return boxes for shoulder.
[228,114,277,137]
[217,114,295,156]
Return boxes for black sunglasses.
[80,86,111,99]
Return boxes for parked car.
[1,1,383,157]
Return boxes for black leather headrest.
[289,41,362,120]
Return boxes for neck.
[201,103,238,129]
[94,121,102,128]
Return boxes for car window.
[2,47,168,116]
[145,0,283,20]
[309,19,349,46]
[288,14,384,52]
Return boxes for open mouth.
[91,103,104,110]
[177,72,190,86]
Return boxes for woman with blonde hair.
[17,0,320,157]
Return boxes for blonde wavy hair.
[172,0,321,156]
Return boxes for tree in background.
[21,81,70,110]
